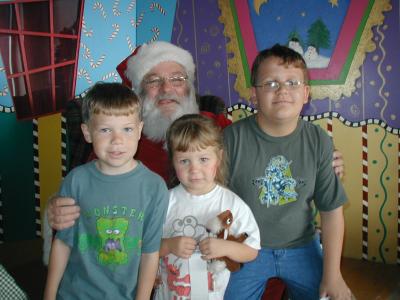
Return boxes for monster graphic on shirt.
[97,217,129,265]
[78,216,142,266]
[253,155,298,207]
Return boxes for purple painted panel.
[173,0,399,129]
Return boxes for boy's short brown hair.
[81,82,142,123]
[251,44,309,86]
[166,114,227,186]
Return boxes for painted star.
[329,0,339,7]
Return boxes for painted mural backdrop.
[1,0,399,265]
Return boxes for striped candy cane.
[93,1,107,19]
[82,17,93,37]
[102,72,119,82]
[89,54,106,69]
[150,2,166,15]
[78,68,93,84]
[127,0,136,13]
[108,24,120,41]
[112,0,121,16]
[148,27,160,43]
[126,36,134,52]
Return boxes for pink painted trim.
[235,0,369,81]
[310,0,369,79]
[235,0,258,67]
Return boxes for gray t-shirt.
[56,161,168,299]
[224,115,347,249]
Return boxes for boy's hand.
[320,272,352,300]
[199,237,227,260]
[167,236,197,259]
[332,150,344,178]
[48,196,80,230]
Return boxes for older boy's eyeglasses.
[143,75,188,89]
[254,79,305,92]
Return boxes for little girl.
[153,114,261,300]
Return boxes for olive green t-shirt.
[224,115,347,249]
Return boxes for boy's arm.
[135,251,159,300]
[320,206,352,300]
[159,236,197,258]
[199,238,258,263]
[44,238,71,300]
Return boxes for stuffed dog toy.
[206,210,248,273]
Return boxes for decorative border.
[0,105,14,113]
[61,116,67,179]
[33,119,41,237]
[362,125,369,260]
[226,103,400,135]
[219,0,392,101]
[398,136,400,265]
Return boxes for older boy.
[223,45,352,300]
[44,82,168,300]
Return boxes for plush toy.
[206,210,248,273]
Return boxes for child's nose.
[111,132,123,144]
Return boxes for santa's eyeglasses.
[143,75,188,89]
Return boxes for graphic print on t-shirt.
[253,155,298,207]
[164,215,213,298]
[78,214,142,267]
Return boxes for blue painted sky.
[249,0,350,57]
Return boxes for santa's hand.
[167,236,197,259]
[199,237,227,260]
[48,196,80,230]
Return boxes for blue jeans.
[224,237,323,300]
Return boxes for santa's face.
[140,61,199,141]
[142,61,191,118]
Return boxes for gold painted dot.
[372,55,379,61]
[384,92,389,97]
[369,80,375,86]
[374,102,380,108]
[390,114,396,120]
[386,65,392,71]
[383,25,388,30]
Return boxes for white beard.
[141,87,199,142]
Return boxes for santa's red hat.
[116,41,195,93]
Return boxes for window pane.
[53,0,81,35]
[0,33,24,75]
[19,2,50,33]
[11,75,32,119]
[55,64,74,111]
[55,38,77,64]
[30,70,53,116]
[24,35,50,70]
[0,4,17,30]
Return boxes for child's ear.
[138,121,144,138]
[81,123,92,143]
[303,84,311,104]
[250,87,258,107]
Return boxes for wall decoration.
[219,0,391,101]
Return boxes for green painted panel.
[0,113,35,241]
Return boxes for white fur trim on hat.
[125,41,195,93]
